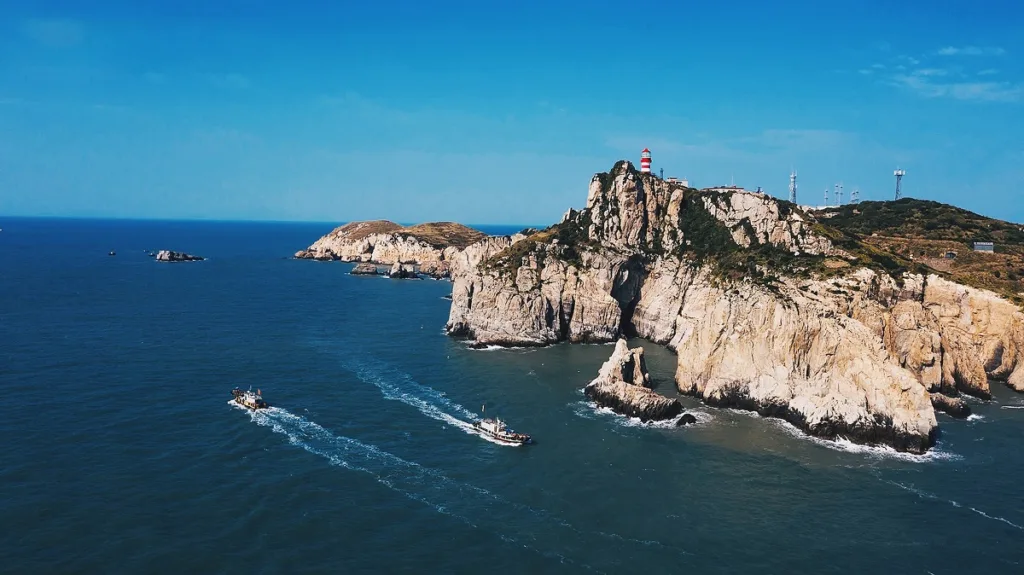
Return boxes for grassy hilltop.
[822,199,1024,304]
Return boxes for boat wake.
[234,404,693,570]
[343,359,523,447]
[882,477,1024,531]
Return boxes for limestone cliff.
[445,160,1024,453]
[804,269,1024,398]
[295,220,489,278]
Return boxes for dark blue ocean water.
[2,217,1023,574]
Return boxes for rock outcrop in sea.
[350,263,380,275]
[445,160,1024,453]
[388,263,419,279]
[155,250,204,262]
[584,339,683,422]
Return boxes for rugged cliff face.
[445,160,1024,453]
[295,220,489,278]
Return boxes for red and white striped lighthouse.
[640,148,652,173]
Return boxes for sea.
[2,217,1023,574]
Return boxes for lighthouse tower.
[640,148,652,173]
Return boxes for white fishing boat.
[473,405,531,445]
[232,387,269,410]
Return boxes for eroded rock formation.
[350,263,380,275]
[388,263,419,279]
[584,339,683,422]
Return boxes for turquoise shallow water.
[2,217,1024,574]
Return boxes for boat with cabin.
[473,405,531,445]
[232,387,269,410]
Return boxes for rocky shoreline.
[697,387,938,454]
[929,393,972,419]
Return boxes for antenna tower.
[894,168,906,200]
[851,187,860,203]
[824,187,829,207]
[835,182,843,205]
[660,167,664,179]
[789,170,798,203]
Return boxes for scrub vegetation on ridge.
[320,220,488,249]
[482,166,1024,306]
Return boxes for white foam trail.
[966,414,985,421]
[344,360,527,446]
[754,415,962,463]
[570,399,712,429]
[233,404,692,568]
[883,478,1024,531]
[1001,405,1024,410]
[969,508,1024,531]
[353,361,479,420]
[463,342,539,353]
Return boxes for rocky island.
[441,160,1024,453]
[295,220,489,279]
[155,250,204,262]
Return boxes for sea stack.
[388,262,419,279]
[584,339,683,422]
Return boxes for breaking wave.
[761,416,962,463]
[570,399,712,429]
[233,403,692,570]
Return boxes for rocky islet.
[154,250,204,262]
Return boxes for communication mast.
[789,171,797,203]
[835,182,843,205]
[851,187,860,203]
[894,168,906,200]
[824,187,829,207]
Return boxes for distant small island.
[155,250,204,262]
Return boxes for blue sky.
[1,0,1023,225]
